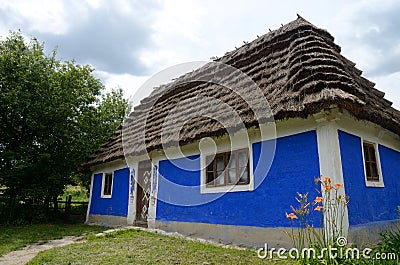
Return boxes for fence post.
[65,195,72,215]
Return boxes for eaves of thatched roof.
[79,16,400,172]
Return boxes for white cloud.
[0,0,69,35]
[138,0,209,70]
[372,72,400,109]
[330,0,400,73]
[84,0,101,9]
[95,71,150,106]
[96,60,207,108]
[0,0,398,111]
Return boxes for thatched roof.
[79,16,400,171]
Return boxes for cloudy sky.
[0,0,399,109]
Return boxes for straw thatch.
[79,16,400,171]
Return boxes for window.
[362,141,384,187]
[206,148,250,187]
[102,173,113,197]
[363,142,379,181]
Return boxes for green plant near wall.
[374,205,400,262]
[285,176,350,265]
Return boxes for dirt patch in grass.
[0,223,106,257]
[0,235,85,265]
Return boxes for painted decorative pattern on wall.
[152,165,158,196]
[130,168,135,203]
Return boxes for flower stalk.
[285,176,350,264]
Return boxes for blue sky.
[0,0,399,109]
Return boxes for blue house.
[80,16,400,248]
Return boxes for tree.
[0,31,129,223]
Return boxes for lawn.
[0,223,106,256]
[28,228,294,265]
[58,185,89,202]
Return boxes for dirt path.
[0,236,85,265]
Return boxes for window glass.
[103,173,112,196]
[205,149,249,187]
[363,142,380,182]
[238,151,247,167]
[216,171,225,185]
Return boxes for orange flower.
[286,213,298,220]
[314,196,323,203]
[324,185,333,191]
[335,183,344,189]
[314,206,323,211]
[324,176,332,183]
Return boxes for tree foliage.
[0,32,129,223]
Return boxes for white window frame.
[101,172,114,198]
[200,144,254,194]
[361,140,384,188]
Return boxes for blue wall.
[338,130,400,226]
[156,130,321,228]
[89,167,130,217]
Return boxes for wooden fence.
[51,195,89,222]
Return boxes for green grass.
[28,229,295,265]
[0,223,106,256]
[58,185,89,202]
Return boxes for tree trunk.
[42,195,50,222]
[7,189,16,221]
[53,196,59,212]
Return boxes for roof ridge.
[217,15,327,63]
[141,16,335,105]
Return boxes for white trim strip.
[86,173,95,223]
[316,121,349,238]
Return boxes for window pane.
[207,162,214,172]
[363,142,380,182]
[207,171,215,185]
[228,154,236,169]
[238,151,248,167]
[206,156,214,168]
[371,163,378,180]
[238,167,248,183]
[216,156,225,171]
[228,168,237,184]
[365,163,371,179]
[364,147,369,162]
[369,146,376,161]
[104,174,112,195]
[215,171,225,185]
